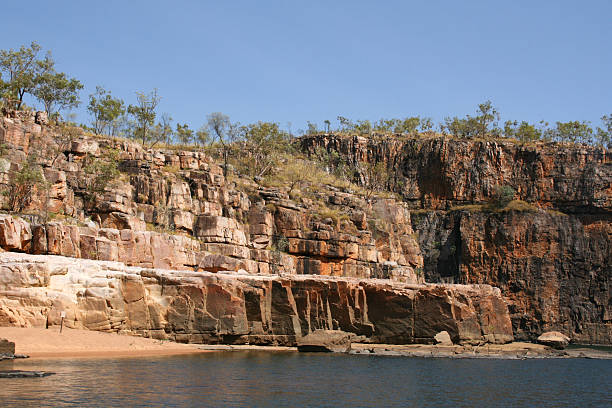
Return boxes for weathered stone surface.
[297,330,352,352]
[412,210,611,345]
[537,331,571,349]
[0,252,513,345]
[301,134,611,213]
[434,331,453,345]
[0,338,15,355]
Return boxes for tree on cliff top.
[595,114,611,148]
[88,86,126,136]
[442,100,500,138]
[128,89,161,147]
[0,42,46,109]
[33,60,83,117]
[207,112,242,176]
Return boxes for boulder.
[0,338,15,355]
[434,331,453,346]
[537,331,570,349]
[297,330,352,353]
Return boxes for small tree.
[595,114,611,148]
[195,126,210,146]
[243,121,291,178]
[82,150,120,207]
[549,121,593,144]
[4,158,43,212]
[492,185,515,208]
[0,42,46,109]
[34,68,83,117]
[474,100,500,138]
[176,123,193,145]
[503,120,543,142]
[207,112,241,176]
[127,89,161,147]
[362,161,389,199]
[88,86,126,136]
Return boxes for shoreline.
[2,327,611,360]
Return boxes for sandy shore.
[0,327,209,359]
[2,327,610,360]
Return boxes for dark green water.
[1,352,611,407]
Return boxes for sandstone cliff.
[0,114,610,345]
[0,252,513,345]
[303,134,611,344]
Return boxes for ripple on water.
[0,352,611,407]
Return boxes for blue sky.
[1,0,610,132]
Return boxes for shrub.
[492,185,516,208]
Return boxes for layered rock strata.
[0,253,513,345]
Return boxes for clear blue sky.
[1,0,610,132]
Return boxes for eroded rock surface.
[0,253,513,345]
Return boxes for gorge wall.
[301,134,611,344]
[0,253,513,345]
[0,114,610,344]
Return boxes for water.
[1,352,611,407]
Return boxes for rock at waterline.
[0,338,15,355]
[297,330,352,353]
[434,331,453,346]
[537,331,571,349]
[0,370,55,378]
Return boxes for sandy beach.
[0,327,210,359]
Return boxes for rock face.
[304,134,611,345]
[0,116,610,345]
[0,338,15,355]
[434,331,453,346]
[0,253,513,345]
[412,210,611,344]
[0,116,424,283]
[297,330,352,352]
[300,134,611,213]
[537,331,571,349]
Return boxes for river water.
[1,352,611,407]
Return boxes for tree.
[207,112,241,176]
[88,86,126,136]
[0,42,46,109]
[492,185,516,208]
[275,158,312,195]
[474,100,500,138]
[195,126,210,146]
[324,120,331,133]
[306,121,318,134]
[176,123,193,145]
[549,121,593,144]
[127,89,161,146]
[362,160,389,199]
[441,101,500,138]
[595,114,611,148]
[503,120,543,142]
[4,157,44,212]
[243,121,291,178]
[34,68,83,116]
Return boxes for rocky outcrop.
[301,134,611,214]
[412,210,611,344]
[297,330,352,352]
[537,331,571,349]
[0,252,513,345]
[0,116,424,283]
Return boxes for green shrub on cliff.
[492,185,516,208]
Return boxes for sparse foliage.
[33,60,83,117]
[88,86,126,136]
[127,89,161,146]
[0,42,46,109]
[492,185,516,208]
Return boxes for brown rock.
[297,330,352,352]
